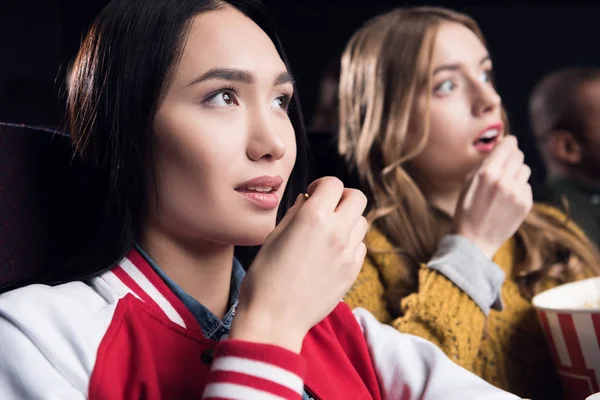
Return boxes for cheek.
[428,104,467,144]
[156,102,248,169]
[409,102,477,182]
[151,131,248,241]
[152,107,246,216]
[155,116,236,179]
[153,133,215,222]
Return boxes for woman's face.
[410,22,504,189]
[150,6,296,247]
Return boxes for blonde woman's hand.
[230,177,368,353]
[454,136,533,259]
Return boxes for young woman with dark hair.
[0,1,521,399]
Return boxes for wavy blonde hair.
[338,6,600,310]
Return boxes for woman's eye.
[272,94,291,111]
[481,70,492,83]
[434,80,455,94]
[205,90,238,107]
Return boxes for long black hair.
[51,0,308,284]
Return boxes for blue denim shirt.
[134,243,242,340]
[135,244,313,400]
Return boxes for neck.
[420,179,463,217]
[140,221,234,320]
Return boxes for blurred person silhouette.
[530,67,600,247]
[310,55,340,134]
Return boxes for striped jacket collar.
[100,248,201,332]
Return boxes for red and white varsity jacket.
[0,249,519,399]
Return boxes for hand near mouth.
[230,177,368,353]
[454,136,533,259]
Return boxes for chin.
[230,220,276,247]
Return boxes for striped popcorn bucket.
[533,277,600,400]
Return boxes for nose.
[472,82,501,117]
[246,107,287,162]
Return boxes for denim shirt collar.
[134,243,245,340]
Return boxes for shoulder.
[0,277,124,378]
[0,276,121,325]
[531,202,587,239]
[363,225,413,287]
[532,202,568,220]
[364,225,400,270]
[365,225,394,250]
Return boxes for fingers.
[513,181,533,216]
[524,184,533,207]
[470,136,518,202]
[306,177,345,213]
[456,168,479,212]
[480,135,517,170]
[497,148,525,193]
[499,147,525,179]
[347,216,368,251]
[494,137,531,192]
[275,193,308,233]
[353,242,367,272]
[514,164,531,184]
[348,217,368,283]
[478,136,528,191]
[334,188,368,232]
[346,216,368,281]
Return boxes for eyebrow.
[186,68,294,87]
[274,71,295,86]
[432,55,491,75]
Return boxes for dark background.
[1,0,599,184]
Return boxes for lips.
[234,175,283,194]
[234,175,283,210]
[473,123,503,153]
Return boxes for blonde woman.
[339,6,600,400]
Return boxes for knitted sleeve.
[390,266,487,366]
[344,253,392,324]
[344,254,488,367]
[344,230,496,369]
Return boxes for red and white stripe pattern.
[538,310,600,399]
[202,341,305,400]
[100,249,200,331]
[100,248,307,400]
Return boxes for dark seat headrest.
[0,123,97,292]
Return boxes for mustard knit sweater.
[344,204,595,400]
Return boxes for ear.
[547,129,582,165]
